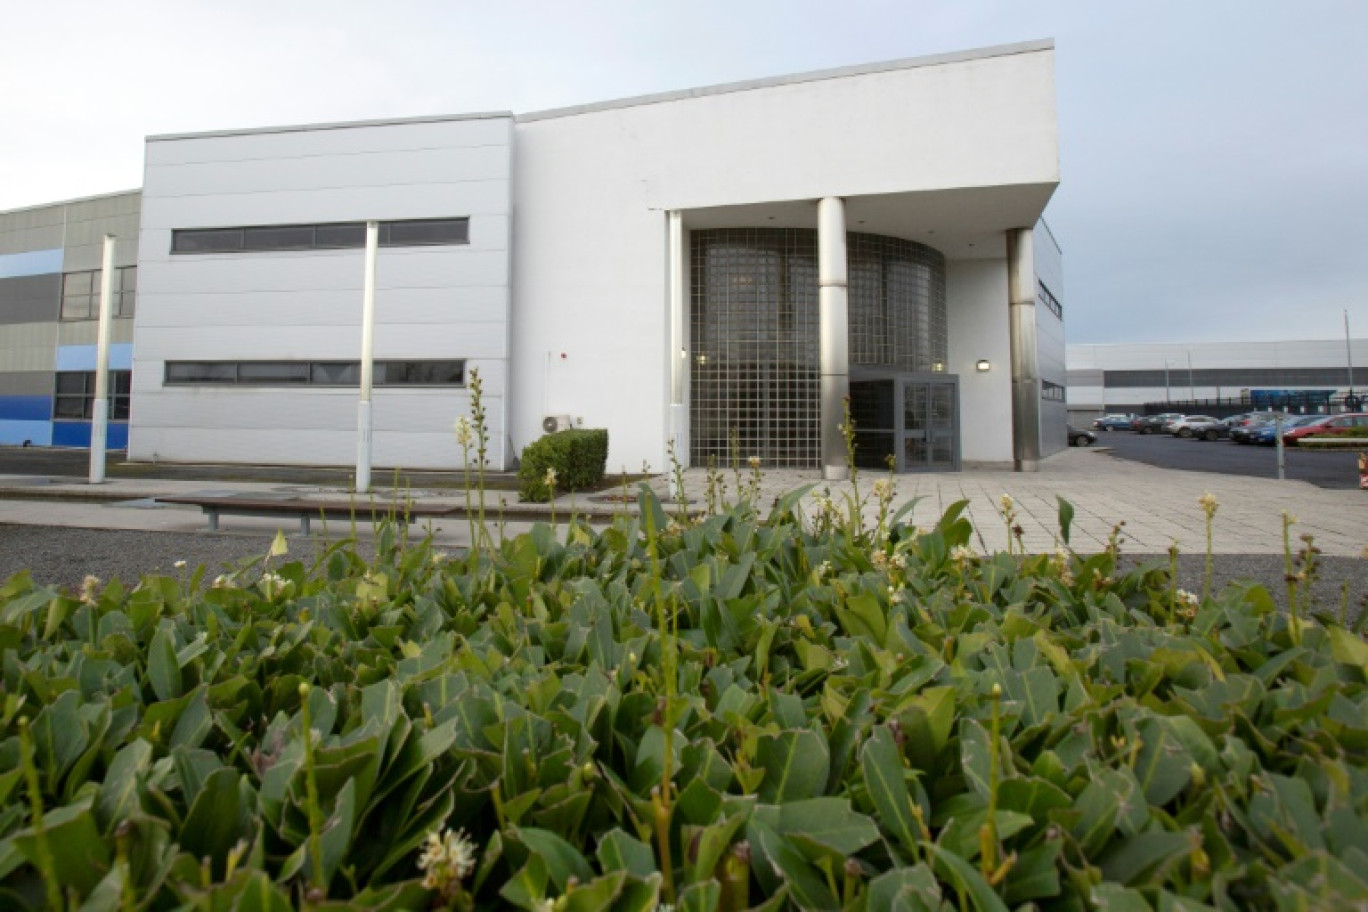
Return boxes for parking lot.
[1087,425,1363,489]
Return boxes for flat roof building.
[1,39,1063,475]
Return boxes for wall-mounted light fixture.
[696,353,708,365]
[976,359,992,372]
[932,361,944,372]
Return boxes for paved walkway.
[0,447,1364,556]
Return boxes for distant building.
[1067,339,1368,421]
[1,39,1064,474]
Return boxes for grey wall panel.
[0,225,65,255]
[0,273,60,324]
[132,284,508,329]
[133,320,508,360]
[0,371,53,395]
[140,181,511,230]
[57,318,135,346]
[145,145,511,198]
[63,218,141,271]
[0,323,58,372]
[145,117,512,167]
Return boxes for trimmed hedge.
[518,428,609,501]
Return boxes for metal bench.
[156,495,457,534]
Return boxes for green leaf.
[518,827,594,893]
[1002,838,1062,904]
[597,828,657,879]
[147,625,183,702]
[180,767,247,879]
[563,870,627,912]
[13,800,110,896]
[924,841,1009,912]
[1133,716,1194,806]
[746,818,838,911]
[96,739,153,833]
[1089,882,1154,911]
[859,726,921,857]
[867,864,942,912]
[1056,496,1075,545]
[756,729,829,804]
[774,796,879,857]
[677,878,721,912]
[1098,829,1194,886]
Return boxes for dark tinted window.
[173,218,469,254]
[173,229,244,253]
[243,225,316,250]
[166,362,237,383]
[238,362,309,383]
[314,223,367,248]
[165,360,465,387]
[381,219,469,247]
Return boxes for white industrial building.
[4,39,1065,476]
[1067,339,1368,421]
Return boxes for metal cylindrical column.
[819,198,850,480]
[89,235,116,484]
[356,221,378,494]
[667,211,690,468]
[1007,227,1040,472]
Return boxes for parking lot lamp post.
[1164,359,1172,404]
[1346,309,1355,407]
[89,234,115,485]
[1188,350,1195,402]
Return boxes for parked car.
[1282,413,1368,445]
[1251,416,1319,445]
[1168,415,1221,438]
[1092,414,1135,431]
[1131,413,1184,434]
[1231,413,1289,444]
[1186,417,1232,441]
[1068,425,1097,447]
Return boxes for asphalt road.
[1087,427,1363,489]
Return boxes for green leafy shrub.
[517,428,608,501]
[1305,426,1368,439]
[1,493,1367,910]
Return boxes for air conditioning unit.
[542,414,574,434]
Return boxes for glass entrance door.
[849,373,959,472]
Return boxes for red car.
[1282,413,1368,444]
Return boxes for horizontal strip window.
[171,218,469,254]
[55,370,131,420]
[1105,366,1368,389]
[1037,280,1062,320]
[165,360,466,386]
[1041,379,1066,401]
[62,267,136,320]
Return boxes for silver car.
[1168,415,1221,438]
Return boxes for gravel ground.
[2,523,1362,622]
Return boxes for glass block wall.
[690,228,947,468]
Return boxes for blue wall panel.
[0,419,53,446]
[0,395,51,421]
[0,249,63,279]
[51,422,129,449]
[55,344,134,372]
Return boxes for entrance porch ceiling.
[680,183,1056,260]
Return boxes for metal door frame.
[850,369,960,472]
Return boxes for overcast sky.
[3,1,1365,345]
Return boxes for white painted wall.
[512,43,1058,471]
[946,259,1013,465]
[131,116,514,469]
